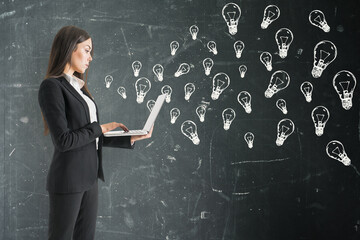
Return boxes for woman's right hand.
[100,122,129,133]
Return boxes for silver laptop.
[104,94,166,137]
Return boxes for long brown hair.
[41,25,94,136]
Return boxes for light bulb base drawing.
[305,95,312,102]
[223,122,231,130]
[191,136,200,145]
[279,48,288,59]
[315,126,324,136]
[174,72,181,77]
[240,72,245,78]
[281,108,288,115]
[211,91,221,100]
[341,98,352,110]
[205,70,211,76]
[134,71,139,77]
[228,25,237,35]
[311,65,323,78]
[276,136,285,146]
[170,119,176,124]
[244,106,252,114]
[136,94,145,104]
[321,24,330,33]
[185,94,191,101]
[105,83,111,88]
[247,142,253,149]
[261,20,270,29]
[339,155,351,166]
[236,52,242,58]
[265,87,276,98]
[199,116,205,122]
[165,96,171,103]
[265,64,272,71]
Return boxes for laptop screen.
[143,94,166,131]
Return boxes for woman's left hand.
[131,125,154,144]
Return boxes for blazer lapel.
[59,76,91,123]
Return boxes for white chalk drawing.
[326,140,351,166]
[189,25,199,40]
[244,132,254,149]
[222,108,236,130]
[147,99,155,112]
[117,86,127,99]
[211,72,230,100]
[161,85,173,103]
[181,120,200,145]
[170,40,179,56]
[184,83,195,101]
[333,70,356,110]
[275,28,293,58]
[276,99,288,114]
[265,70,290,98]
[174,63,190,77]
[276,118,295,146]
[260,52,273,71]
[311,106,330,136]
[222,2,241,35]
[261,5,280,29]
[312,40,337,78]
[153,64,164,82]
[238,65,247,78]
[200,211,210,219]
[207,41,218,55]
[234,40,245,58]
[203,58,214,76]
[237,91,252,113]
[170,108,180,124]
[131,60,142,77]
[309,10,330,32]
[300,81,313,102]
[104,75,113,88]
[196,105,206,122]
[135,77,151,104]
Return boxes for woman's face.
[70,38,93,74]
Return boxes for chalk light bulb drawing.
[135,77,151,104]
[104,75,113,88]
[117,86,127,99]
[260,52,273,71]
[234,40,245,58]
[203,58,214,76]
[181,120,200,145]
[311,106,330,136]
[189,25,199,40]
[153,64,164,82]
[132,60,142,77]
[238,65,247,78]
[174,63,190,77]
[147,100,155,112]
[207,41,218,55]
[170,41,179,56]
[244,132,254,149]
[311,40,337,78]
[333,70,357,110]
[170,108,180,124]
[222,2,241,35]
[261,5,280,29]
[265,70,290,98]
[275,28,293,59]
[276,99,288,114]
[196,105,206,122]
[309,10,330,32]
[326,140,351,166]
[161,85,173,103]
[300,81,313,102]
[211,72,230,100]
[276,118,295,146]
[222,108,236,130]
[237,91,252,114]
[184,83,195,101]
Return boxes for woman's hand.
[131,125,154,144]
[100,122,129,133]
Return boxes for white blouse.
[63,73,99,150]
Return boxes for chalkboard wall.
[1,0,360,239]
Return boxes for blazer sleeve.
[38,79,103,152]
[102,135,135,149]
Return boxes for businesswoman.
[38,25,152,240]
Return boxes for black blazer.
[38,76,134,193]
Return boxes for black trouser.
[48,180,98,240]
